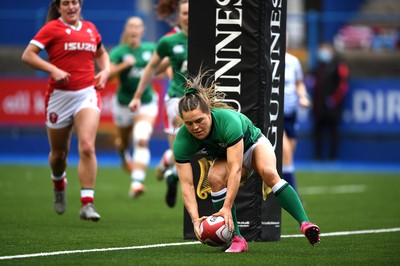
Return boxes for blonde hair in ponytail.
[178,70,233,120]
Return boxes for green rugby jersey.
[174,108,261,163]
[156,31,188,98]
[109,42,155,105]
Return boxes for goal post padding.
[184,0,286,242]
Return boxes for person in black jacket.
[311,43,349,161]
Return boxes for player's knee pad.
[132,120,153,166]
[133,120,153,144]
[133,146,150,166]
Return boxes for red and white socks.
[51,172,67,191]
[80,189,95,206]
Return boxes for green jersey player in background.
[173,72,320,253]
[129,0,189,208]
[108,17,159,198]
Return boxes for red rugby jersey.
[30,18,102,91]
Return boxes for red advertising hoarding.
[0,78,166,132]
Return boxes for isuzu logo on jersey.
[64,42,96,52]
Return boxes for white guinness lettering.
[215,0,243,111]
[267,0,283,150]
[64,42,96,52]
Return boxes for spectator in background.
[311,43,349,161]
[21,0,110,221]
[108,17,160,198]
[283,52,310,191]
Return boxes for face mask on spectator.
[318,48,333,63]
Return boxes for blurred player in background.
[282,51,310,192]
[21,0,110,221]
[153,0,181,205]
[173,72,320,253]
[155,0,181,77]
[155,0,181,35]
[129,0,188,208]
[108,17,159,198]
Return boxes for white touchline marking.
[300,184,367,195]
[281,227,400,238]
[0,242,200,260]
[1,227,399,260]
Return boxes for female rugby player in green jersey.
[173,73,320,253]
[108,17,159,198]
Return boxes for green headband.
[184,87,197,96]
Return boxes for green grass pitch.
[0,164,399,265]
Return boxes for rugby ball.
[200,216,233,246]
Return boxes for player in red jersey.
[21,0,110,222]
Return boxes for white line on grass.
[0,242,200,261]
[1,227,399,260]
[281,227,400,238]
[300,184,367,195]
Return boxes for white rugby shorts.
[242,135,272,179]
[45,86,101,129]
[111,94,158,127]
[163,95,180,135]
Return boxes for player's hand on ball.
[192,216,207,242]
[213,207,234,233]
